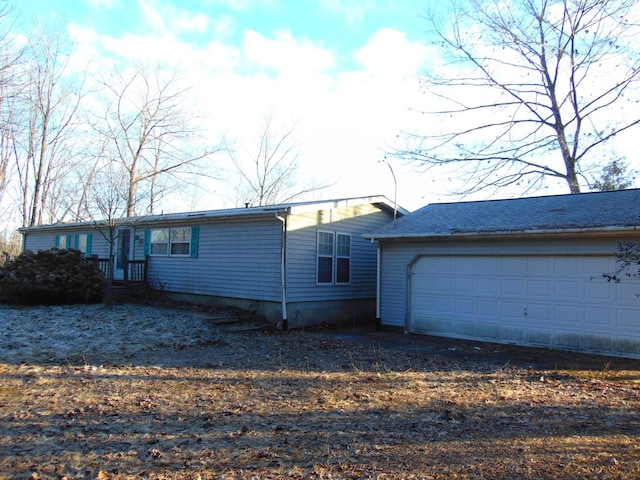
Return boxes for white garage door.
[409,255,640,356]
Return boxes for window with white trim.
[335,233,351,284]
[170,227,191,256]
[77,234,88,254]
[148,227,198,257]
[316,231,351,285]
[150,229,169,255]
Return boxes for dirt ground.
[1,302,639,479]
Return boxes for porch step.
[199,314,241,325]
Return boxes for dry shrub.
[0,248,105,305]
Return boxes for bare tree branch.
[394,0,640,195]
[91,64,223,217]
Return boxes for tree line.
[0,2,324,258]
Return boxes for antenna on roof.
[380,157,398,224]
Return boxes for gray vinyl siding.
[23,228,107,258]
[23,232,59,252]
[141,217,282,301]
[287,204,393,302]
[378,235,627,329]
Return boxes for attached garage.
[367,189,640,358]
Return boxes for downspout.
[275,212,288,330]
[375,239,381,331]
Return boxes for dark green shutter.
[190,226,199,258]
[144,229,150,256]
[86,234,93,257]
[55,235,60,248]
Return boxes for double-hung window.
[150,229,169,255]
[147,226,199,258]
[316,231,351,285]
[170,227,191,256]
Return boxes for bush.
[0,248,106,305]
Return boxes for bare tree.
[15,25,86,227]
[0,1,25,223]
[228,115,329,206]
[83,159,129,308]
[92,64,222,217]
[395,0,640,195]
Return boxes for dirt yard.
[1,303,639,479]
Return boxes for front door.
[114,228,132,281]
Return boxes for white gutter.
[365,225,640,241]
[275,213,288,330]
[375,240,381,330]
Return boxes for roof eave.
[365,225,640,241]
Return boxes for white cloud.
[63,5,434,211]
[81,0,118,8]
[315,0,377,24]
[205,0,276,13]
[242,30,335,74]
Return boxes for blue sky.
[15,0,429,76]
[8,0,640,219]
[20,0,639,210]
[12,0,438,212]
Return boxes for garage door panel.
[502,301,526,320]
[555,304,581,324]
[503,278,525,295]
[409,254,640,357]
[456,298,475,314]
[527,303,551,322]
[502,257,526,275]
[585,306,612,326]
[525,328,551,346]
[456,277,475,293]
[555,280,580,298]
[478,300,499,316]
[478,256,500,273]
[478,278,499,295]
[555,331,582,349]
[527,279,550,296]
[585,280,612,300]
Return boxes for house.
[19,196,405,328]
[365,189,640,358]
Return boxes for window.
[75,233,92,257]
[150,229,169,255]
[170,227,191,256]
[336,233,351,284]
[317,231,351,285]
[55,234,71,249]
[317,231,334,284]
[146,226,199,258]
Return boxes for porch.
[91,256,149,287]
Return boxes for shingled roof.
[367,189,640,239]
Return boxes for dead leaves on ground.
[0,305,639,479]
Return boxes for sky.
[13,0,442,213]
[11,0,639,216]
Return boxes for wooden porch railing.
[90,256,149,285]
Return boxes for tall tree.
[227,115,329,207]
[83,159,130,308]
[0,1,24,225]
[396,0,640,195]
[16,25,85,227]
[93,64,221,217]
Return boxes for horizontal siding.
[287,204,394,302]
[23,228,112,258]
[379,236,630,329]
[142,218,282,301]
